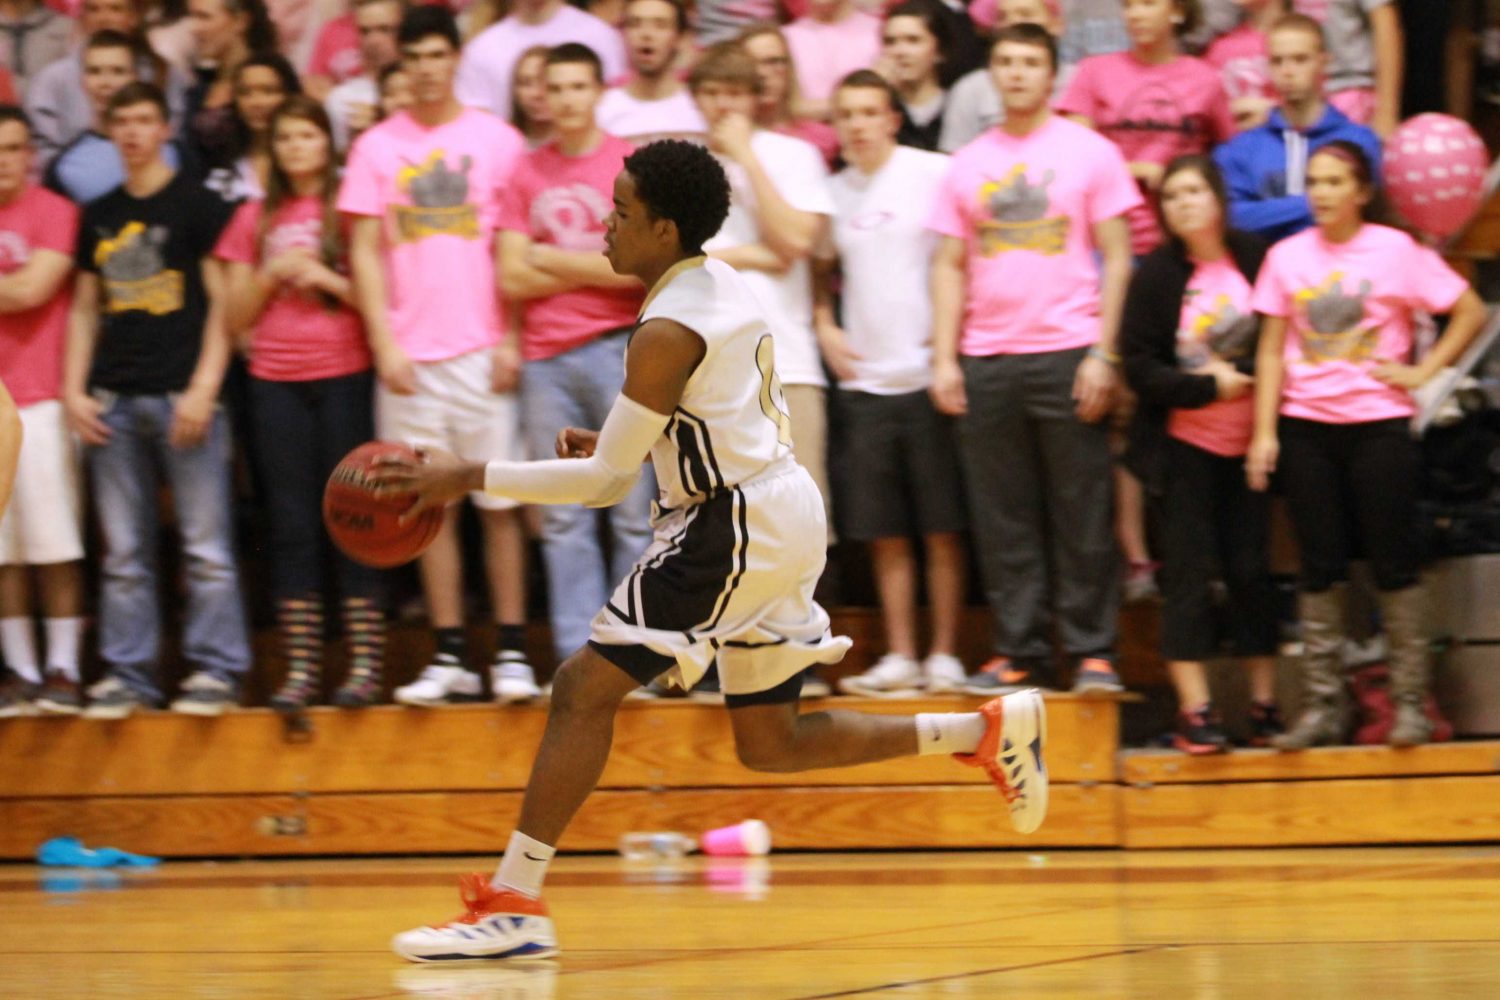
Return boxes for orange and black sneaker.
[962,656,1049,696]
[954,690,1049,834]
[1171,705,1229,756]
[392,874,558,963]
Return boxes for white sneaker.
[395,658,483,706]
[837,653,922,698]
[491,651,541,704]
[393,874,558,963]
[954,689,1049,834]
[922,653,967,694]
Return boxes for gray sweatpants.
[958,346,1119,661]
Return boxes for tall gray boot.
[1272,587,1350,750]
[1378,586,1433,748]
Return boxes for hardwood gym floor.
[1,846,1497,998]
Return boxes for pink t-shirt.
[337,108,525,361]
[926,116,1142,356]
[783,12,883,103]
[1250,224,1469,424]
[0,186,78,407]
[1056,52,1234,255]
[497,134,643,361]
[1167,258,1256,457]
[1204,23,1274,104]
[214,196,372,382]
[307,13,363,84]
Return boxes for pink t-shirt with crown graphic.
[1168,257,1256,456]
[1250,224,1469,424]
[926,115,1142,356]
[337,108,525,362]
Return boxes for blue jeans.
[87,392,251,700]
[521,331,655,659]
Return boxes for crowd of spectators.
[0,0,1486,753]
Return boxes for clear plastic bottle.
[617,831,698,860]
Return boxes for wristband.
[1088,346,1121,366]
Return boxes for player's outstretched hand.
[555,427,598,459]
[369,447,482,520]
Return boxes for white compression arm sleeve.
[483,393,667,507]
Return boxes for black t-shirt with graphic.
[76,170,230,395]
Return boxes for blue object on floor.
[36,836,161,868]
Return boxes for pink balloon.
[1382,114,1490,240]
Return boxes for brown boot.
[1273,587,1349,750]
[1378,586,1432,748]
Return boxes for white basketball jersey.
[639,256,797,510]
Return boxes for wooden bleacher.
[1,686,1498,857]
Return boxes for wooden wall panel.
[0,784,1119,858]
[0,695,1119,798]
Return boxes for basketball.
[322,442,443,568]
[1383,114,1490,240]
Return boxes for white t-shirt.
[703,130,834,388]
[595,86,707,145]
[325,75,378,152]
[827,145,950,395]
[456,6,627,120]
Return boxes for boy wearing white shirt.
[818,71,968,698]
[595,0,706,144]
[690,43,835,532]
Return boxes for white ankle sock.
[493,830,555,898]
[44,618,83,681]
[0,617,40,683]
[915,712,985,755]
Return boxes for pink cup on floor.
[701,819,772,857]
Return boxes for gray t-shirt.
[1298,0,1388,93]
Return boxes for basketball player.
[372,139,1049,963]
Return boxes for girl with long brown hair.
[214,95,387,711]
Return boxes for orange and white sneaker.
[392,874,559,963]
[954,690,1048,834]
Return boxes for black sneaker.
[0,673,40,717]
[963,657,1051,696]
[34,672,82,715]
[1172,705,1229,755]
[170,672,240,717]
[1247,700,1285,748]
[83,675,148,720]
[1071,657,1125,694]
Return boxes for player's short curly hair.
[623,140,731,256]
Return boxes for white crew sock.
[44,618,83,682]
[493,830,556,899]
[0,617,40,683]
[915,712,986,755]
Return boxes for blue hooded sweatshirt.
[1212,104,1383,243]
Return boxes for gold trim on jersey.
[639,255,708,316]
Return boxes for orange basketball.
[323,442,443,568]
